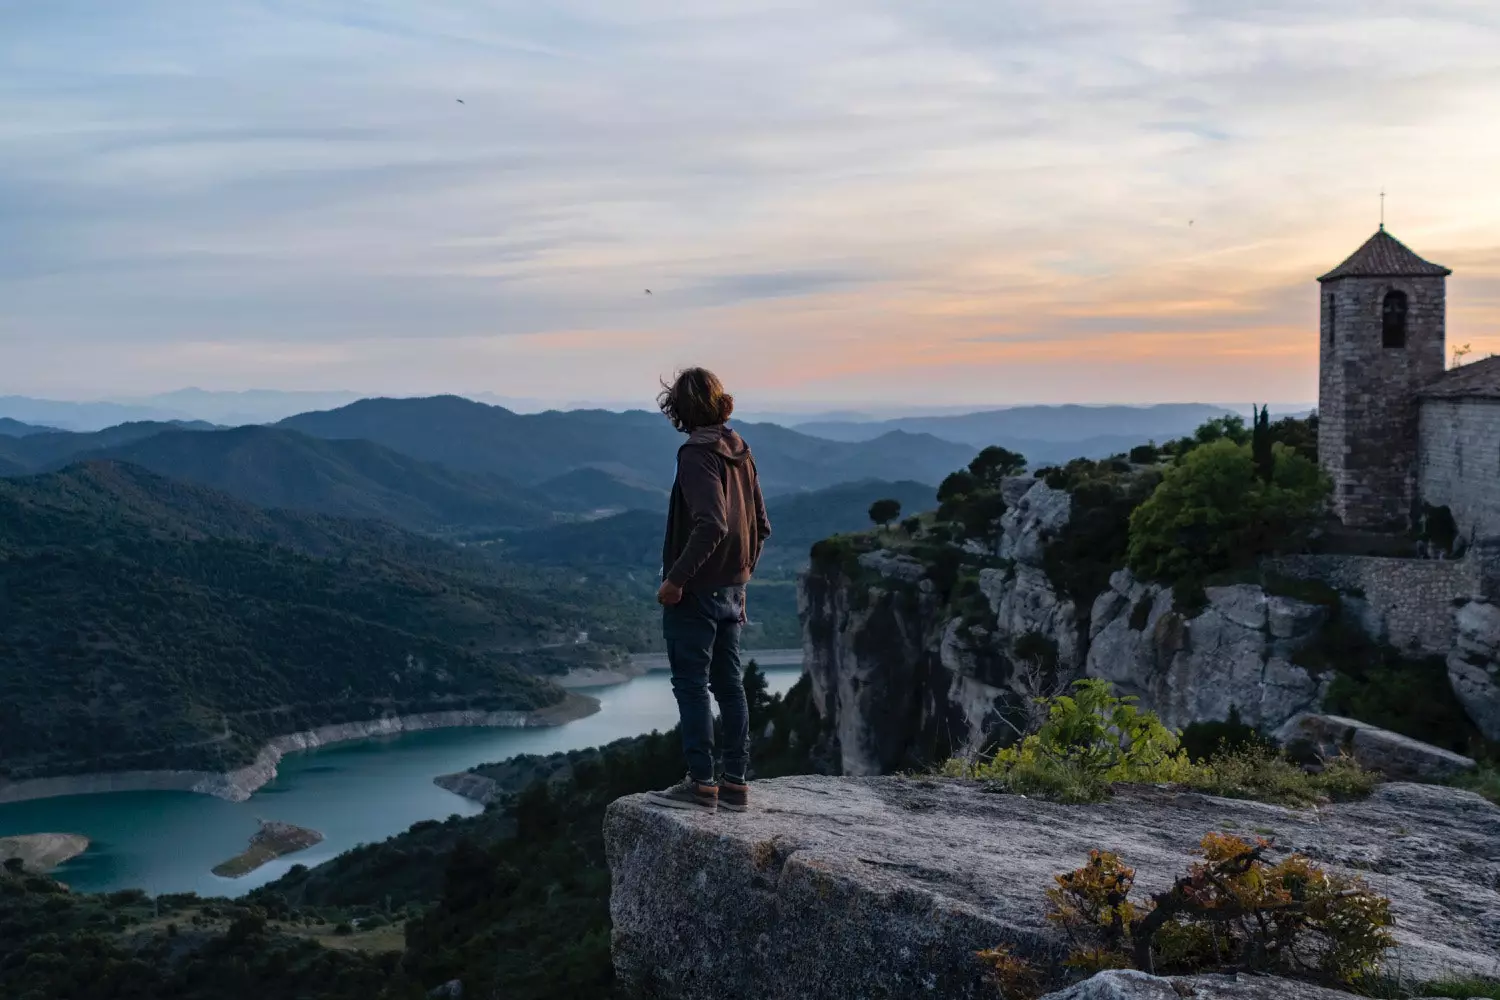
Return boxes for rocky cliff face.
[605,776,1500,1000]
[1087,570,1329,731]
[1448,599,1500,742]
[800,479,1337,768]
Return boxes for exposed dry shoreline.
[0,833,91,872]
[0,693,600,806]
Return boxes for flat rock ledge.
[605,776,1500,1000]
[1041,969,1385,999]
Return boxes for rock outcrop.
[1448,599,1500,742]
[1087,571,1329,731]
[1040,970,1368,999]
[1275,713,1478,782]
[606,776,1500,1000]
[800,477,1351,772]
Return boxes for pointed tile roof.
[1318,228,1451,282]
[1420,355,1500,401]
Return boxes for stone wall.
[1266,554,1480,656]
[1418,396,1500,544]
[1318,275,1446,530]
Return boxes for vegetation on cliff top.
[1127,438,1330,585]
[945,680,1375,806]
[981,831,1397,998]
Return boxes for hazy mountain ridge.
[0,417,56,437]
[276,395,972,494]
[793,403,1240,447]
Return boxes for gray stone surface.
[998,480,1073,565]
[1419,396,1500,546]
[1317,264,1447,532]
[1086,571,1327,731]
[1448,600,1500,741]
[606,776,1500,1000]
[802,555,941,776]
[1040,970,1365,1000]
[980,562,1083,673]
[1265,554,1481,656]
[1274,713,1477,781]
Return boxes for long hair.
[657,367,734,432]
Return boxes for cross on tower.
[1380,189,1385,231]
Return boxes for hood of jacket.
[683,424,751,463]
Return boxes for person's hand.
[657,580,684,606]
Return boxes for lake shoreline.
[0,833,91,872]
[0,693,601,807]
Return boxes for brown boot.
[718,779,749,813]
[646,776,718,812]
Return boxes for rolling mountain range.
[0,463,629,782]
[0,418,55,437]
[277,395,974,493]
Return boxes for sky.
[3,1,1500,408]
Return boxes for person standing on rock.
[647,367,772,814]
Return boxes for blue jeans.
[663,586,749,785]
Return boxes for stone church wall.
[1419,397,1500,545]
[1318,275,1446,531]
[1266,554,1481,656]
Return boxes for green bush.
[946,680,1193,801]
[1128,444,1159,464]
[946,682,1376,807]
[1127,439,1329,583]
[1181,743,1376,806]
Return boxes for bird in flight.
[1188,219,1194,226]
[644,289,652,295]
[456,98,465,104]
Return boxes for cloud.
[1,0,1499,403]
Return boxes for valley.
[0,662,804,896]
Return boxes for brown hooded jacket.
[661,425,771,591]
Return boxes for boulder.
[1447,600,1500,742]
[1040,970,1365,999]
[605,776,1499,1000]
[1274,714,1478,782]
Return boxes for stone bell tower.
[1316,227,1450,531]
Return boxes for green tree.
[868,498,902,528]
[968,446,1027,487]
[936,469,978,504]
[1127,439,1329,583]
[1251,405,1274,484]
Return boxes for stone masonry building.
[1317,227,1500,545]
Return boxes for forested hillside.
[68,425,553,533]
[0,463,633,782]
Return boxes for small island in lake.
[0,833,91,873]
[212,820,323,878]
